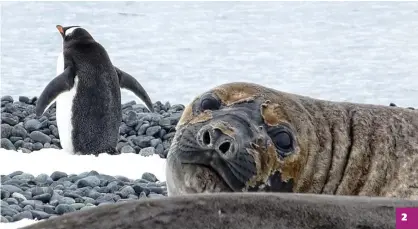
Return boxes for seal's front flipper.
[115,67,154,112]
[36,66,75,117]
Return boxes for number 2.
[401,213,407,221]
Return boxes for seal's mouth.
[182,163,234,192]
[166,111,272,194]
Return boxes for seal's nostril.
[202,131,211,145]
[218,142,231,154]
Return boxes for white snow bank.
[0,148,168,229]
[0,148,167,181]
[0,219,40,229]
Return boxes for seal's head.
[166,82,316,195]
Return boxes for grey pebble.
[139,146,155,157]
[115,175,131,182]
[51,171,68,181]
[33,193,52,203]
[23,205,34,211]
[1,124,12,138]
[30,210,51,220]
[14,172,35,180]
[24,119,42,132]
[80,206,96,211]
[33,142,44,150]
[1,175,11,183]
[40,129,51,135]
[50,126,59,138]
[1,138,16,150]
[121,145,135,154]
[2,184,23,194]
[5,216,13,223]
[50,144,60,149]
[5,198,18,205]
[71,203,85,210]
[146,125,161,136]
[155,143,164,156]
[14,139,24,149]
[9,204,23,212]
[163,132,176,140]
[58,197,76,205]
[19,96,30,103]
[1,95,13,102]
[95,186,110,193]
[10,136,23,143]
[1,112,19,125]
[30,186,53,196]
[95,195,115,205]
[0,215,8,223]
[137,123,150,135]
[1,205,19,217]
[106,181,120,193]
[30,131,51,144]
[82,197,96,205]
[53,184,65,190]
[12,210,33,221]
[158,118,171,129]
[125,111,138,127]
[119,186,135,198]
[21,200,43,207]
[51,138,61,145]
[35,173,51,185]
[55,204,76,215]
[88,190,102,200]
[22,142,33,151]
[132,184,144,195]
[12,125,27,138]
[43,205,56,214]
[3,179,25,186]
[142,172,158,182]
[21,148,32,153]
[77,176,101,188]
[64,191,83,199]
[132,135,153,148]
[12,192,27,202]
[150,138,162,147]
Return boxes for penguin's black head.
[56,25,94,44]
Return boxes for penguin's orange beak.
[56,25,65,37]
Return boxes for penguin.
[36,25,154,156]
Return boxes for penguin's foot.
[92,147,121,157]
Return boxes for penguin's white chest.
[55,52,78,154]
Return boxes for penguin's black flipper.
[115,67,154,112]
[36,66,75,117]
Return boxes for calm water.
[1,1,418,107]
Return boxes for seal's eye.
[274,131,292,151]
[200,96,220,111]
[267,126,295,157]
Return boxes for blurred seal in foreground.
[20,192,418,229]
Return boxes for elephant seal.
[19,193,418,229]
[166,82,418,199]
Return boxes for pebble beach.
[1,95,184,158]
[1,95,181,223]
